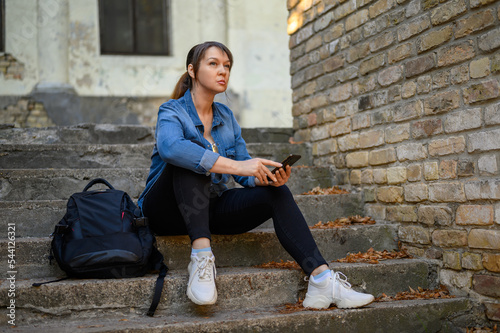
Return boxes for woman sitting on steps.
[137,41,375,309]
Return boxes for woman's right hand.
[236,158,282,185]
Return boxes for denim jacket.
[137,89,255,209]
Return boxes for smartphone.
[268,154,301,180]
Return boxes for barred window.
[99,0,170,56]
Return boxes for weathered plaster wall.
[288,0,500,324]
[1,0,292,128]
[1,0,39,94]
[227,0,293,127]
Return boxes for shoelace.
[303,270,354,289]
[196,256,216,281]
[333,271,352,289]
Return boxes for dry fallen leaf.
[334,247,412,264]
[466,325,498,333]
[254,260,301,270]
[375,285,455,302]
[302,186,350,195]
[288,137,304,144]
[310,215,376,229]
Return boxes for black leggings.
[142,164,327,275]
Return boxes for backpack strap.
[147,262,169,317]
[53,224,70,235]
[132,208,169,317]
[32,276,70,287]
[83,178,115,191]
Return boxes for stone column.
[32,0,81,126]
[36,0,70,90]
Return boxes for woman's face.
[189,46,231,96]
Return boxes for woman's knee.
[253,185,295,209]
[269,185,294,202]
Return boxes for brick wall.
[0,99,55,128]
[0,54,25,80]
[288,0,500,322]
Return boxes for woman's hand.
[255,165,292,187]
[236,158,282,185]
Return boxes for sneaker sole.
[335,295,375,309]
[303,294,331,309]
[187,287,218,306]
[303,294,375,309]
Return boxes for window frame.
[0,0,5,53]
[98,0,171,56]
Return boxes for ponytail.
[170,41,234,100]
[171,72,191,100]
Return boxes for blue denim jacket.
[137,89,255,209]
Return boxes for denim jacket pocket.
[225,147,236,159]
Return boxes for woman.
[138,41,374,309]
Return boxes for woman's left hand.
[256,165,291,187]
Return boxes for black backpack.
[33,178,168,316]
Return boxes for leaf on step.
[310,215,376,229]
[302,186,350,195]
[375,285,455,302]
[254,260,301,270]
[288,137,304,144]
[334,247,412,264]
[465,325,498,333]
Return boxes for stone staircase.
[0,124,479,332]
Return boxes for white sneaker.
[187,251,217,305]
[303,270,374,309]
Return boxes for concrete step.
[0,124,292,145]
[1,225,397,278]
[0,168,149,201]
[245,142,312,165]
[0,259,438,326]
[0,142,310,169]
[0,123,155,145]
[0,193,363,238]
[0,166,336,201]
[4,298,473,333]
[0,143,154,169]
[241,127,294,143]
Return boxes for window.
[99,0,170,56]
[0,0,4,53]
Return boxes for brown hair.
[171,41,233,99]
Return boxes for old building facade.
[0,0,292,128]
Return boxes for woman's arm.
[156,103,220,174]
[209,156,282,185]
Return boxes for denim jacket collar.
[183,89,224,131]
